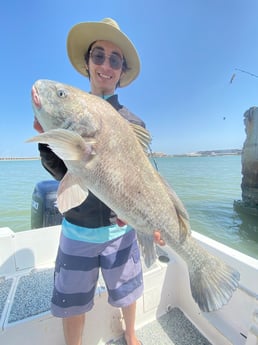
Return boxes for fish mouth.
[33,116,44,133]
[32,85,44,132]
[32,85,41,109]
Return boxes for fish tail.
[185,239,240,312]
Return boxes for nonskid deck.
[0,258,211,345]
[0,226,258,345]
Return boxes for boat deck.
[0,265,211,345]
[1,226,258,345]
[111,308,211,345]
[0,269,53,324]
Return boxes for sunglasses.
[90,48,124,70]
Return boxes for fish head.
[31,79,102,137]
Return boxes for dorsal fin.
[130,123,152,152]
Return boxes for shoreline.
[150,149,242,158]
[0,149,242,160]
[0,157,39,161]
[0,152,242,161]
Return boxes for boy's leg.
[63,314,85,345]
[122,302,142,345]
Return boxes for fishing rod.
[230,68,258,83]
[235,68,258,78]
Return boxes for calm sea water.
[0,156,257,259]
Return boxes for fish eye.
[57,89,68,98]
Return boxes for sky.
[1,0,258,157]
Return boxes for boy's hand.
[153,231,165,246]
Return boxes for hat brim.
[67,22,140,87]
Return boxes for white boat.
[0,222,257,345]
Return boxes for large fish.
[27,79,239,312]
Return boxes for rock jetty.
[234,106,258,216]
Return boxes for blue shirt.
[62,218,133,243]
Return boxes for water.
[0,156,257,259]
[0,160,50,231]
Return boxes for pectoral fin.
[26,128,96,162]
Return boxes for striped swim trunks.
[51,221,143,318]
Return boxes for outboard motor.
[31,180,62,229]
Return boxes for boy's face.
[87,40,124,96]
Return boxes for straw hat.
[67,18,140,87]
